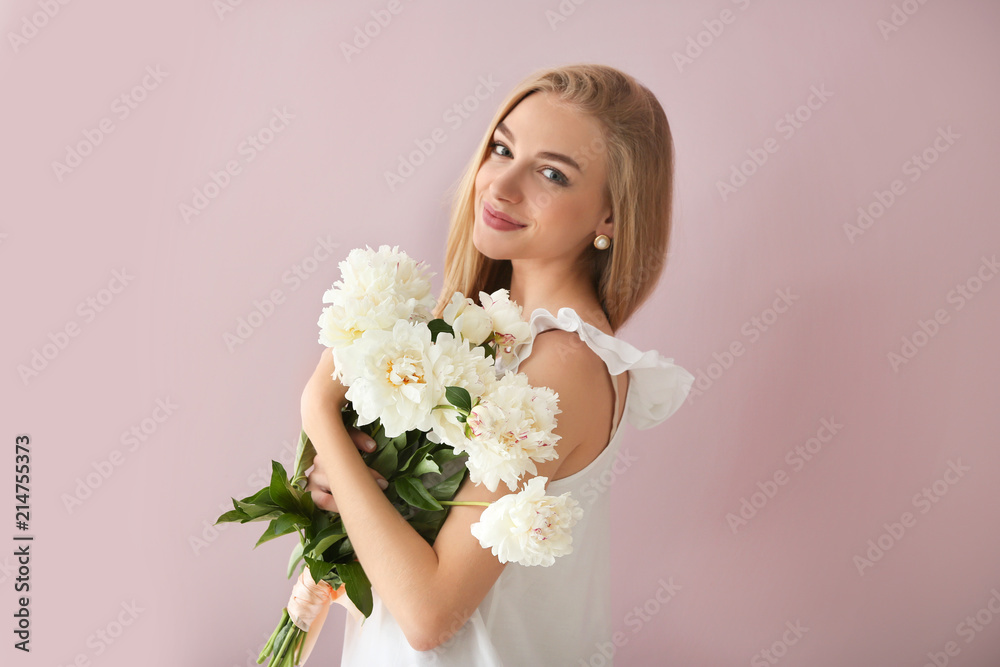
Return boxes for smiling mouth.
[483,201,526,231]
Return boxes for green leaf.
[304,556,336,584]
[307,510,335,538]
[432,448,464,467]
[287,541,305,579]
[428,467,468,501]
[395,476,444,511]
[445,386,472,413]
[338,561,373,618]
[270,623,290,662]
[400,442,435,472]
[269,461,300,513]
[312,533,348,558]
[235,499,282,519]
[304,521,346,554]
[427,318,455,342]
[299,488,316,517]
[239,486,273,506]
[254,517,299,548]
[366,420,387,448]
[292,429,316,489]
[391,432,409,451]
[240,508,284,524]
[215,508,248,524]
[275,512,310,534]
[369,440,398,479]
[413,454,440,476]
[323,571,344,590]
[334,535,356,558]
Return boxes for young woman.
[299,63,695,666]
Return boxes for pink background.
[4,1,999,665]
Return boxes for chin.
[472,216,508,261]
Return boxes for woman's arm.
[301,332,609,650]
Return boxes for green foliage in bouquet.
[216,416,469,613]
[215,320,477,665]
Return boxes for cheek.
[529,189,575,227]
[474,161,496,193]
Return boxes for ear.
[596,210,614,238]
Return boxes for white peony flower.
[442,292,494,346]
[479,289,531,366]
[426,333,497,448]
[470,476,584,567]
[334,320,443,438]
[317,245,436,350]
[456,371,561,492]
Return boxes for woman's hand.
[305,428,389,512]
[300,347,387,512]
[301,347,348,415]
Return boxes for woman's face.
[472,91,612,264]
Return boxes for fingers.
[307,461,387,496]
[368,468,389,491]
[308,465,329,491]
[305,473,338,512]
[348,428,377,453]
[309,488,338,513]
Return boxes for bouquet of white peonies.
[217,245,584,666]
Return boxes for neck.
[507,255,604,326]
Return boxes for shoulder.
[519,328,606,383]
[516,330,611,451]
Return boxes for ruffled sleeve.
[497,307,695,430]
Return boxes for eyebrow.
[495,121,582,173]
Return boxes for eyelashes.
[488,141,570,187]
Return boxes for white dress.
[339,307,695,666]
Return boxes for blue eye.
[541,167,569,186]
[489,141,511,157]
[488,140,570,187]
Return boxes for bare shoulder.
[518,329,606,384]
[516,330,611,457]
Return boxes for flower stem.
[259,609,288,662]
[274,623,298,665]
[439,500,490,507]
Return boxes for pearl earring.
[594,234,611,250]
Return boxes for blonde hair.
[435,63,676,332]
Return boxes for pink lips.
[483,201,526,232]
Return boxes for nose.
[487,161,524,205]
